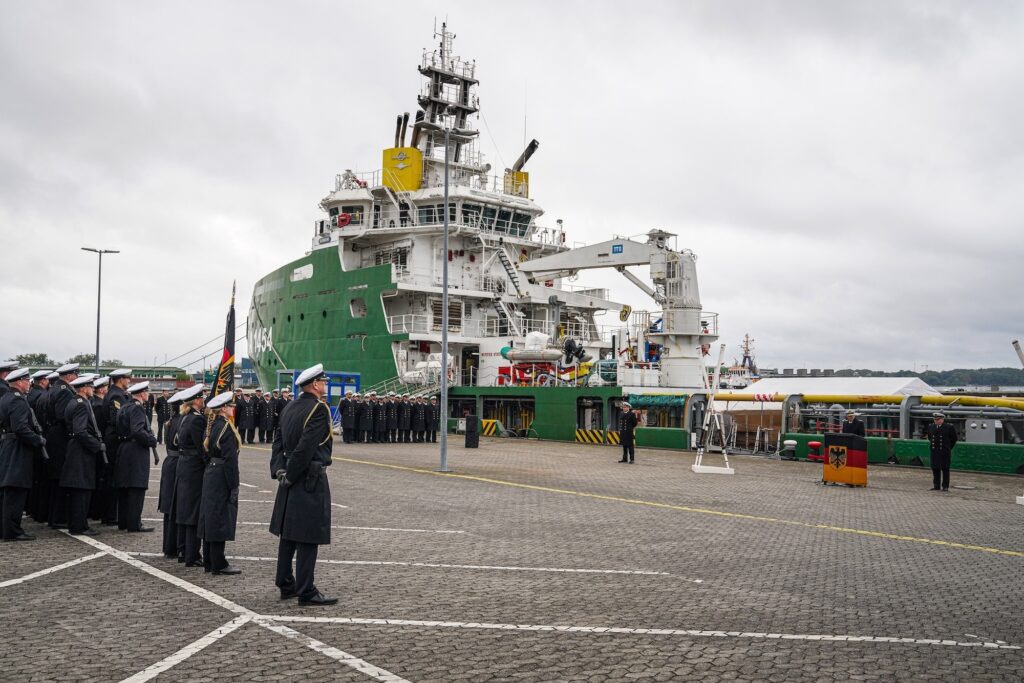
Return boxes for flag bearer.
[198,391,242,575]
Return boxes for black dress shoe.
[163,553,177,559]
[298,591,338,606]
[279,588,298,600]
[48,523,68,529]
[618,459,627,463]
[128,526,155,533]
[71,529,100,536]
[213,565,241,575]
[930,487,940,491]
[177,556,186,563]
[4,533,36,541]
[941,488,949,492]
[185,561,204,567]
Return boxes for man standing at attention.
[927,411,958,492]
[617,402,638,464]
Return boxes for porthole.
[272,317,276,324]
[322,310,328,319]
[287,315,291,323]
[300,313,305,321]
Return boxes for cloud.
[1,1,1022,373]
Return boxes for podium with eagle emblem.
[822,433,868,487]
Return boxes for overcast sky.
[2,1,1022,373]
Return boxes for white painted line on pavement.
[126,552,676,577]
[0,552,106,589]
[331,503,349,509]
[234,521,465,534]
[239,482,258,489]
[145,497,272,503]
[253,616,411,682]
[264,616,1022,650]
[65,533,408,681]
[120,615,252,682]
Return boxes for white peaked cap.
[296,363,326,386]
[127,381,150,394]
[208,391,234,409]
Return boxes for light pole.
[81,247,120,374]
[419,119,478,472]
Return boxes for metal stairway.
[495,248,524,296]
[491,299,523,337]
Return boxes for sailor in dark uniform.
[45,363,80,527]
[841,410,866,437]
[174,385,207,565]
[238,392,256,444]
[155,390,172,444]
[373,394,388,444]
[398,394,412,443]
[61,376,106,535]
[270,390,282,439]
[340,391,356,444]
[617,402,638,463]
[411,397,427,442]
[927,412,958,491]
[0,360,17,398]
[102,368,133,527]
[383,393,397,443]
[356,393,373,443]
[26,370,51,521]
[198,391,243,575]
[87,376,109,521]
[114,382,159,532]
[270,363,338,606]
[0,369,46,541]
[158,390,184,558]
[254,389,268,443]
[427,397,440,443]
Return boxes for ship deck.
[3,438,1023,681]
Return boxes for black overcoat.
[158,411,184,515]
[27,386,49,431]
[357,401,373,431]
[411,404,426,431]
[841,419,866,437]
[156,396,171,422]
[0,389,45,488]
[398,401,411,430]
[60,395,104,490]
[44,379,74,479]
[174,410,207,525]
[927,422,959,469]
[386,401,399,430]
[618,411,638,444]
[103,386,127,463]
[114,399,156,489]
[269,392,333,545]
[372,402,387,431]
[238,396,256,430]
[341,398,355,429]
[254,396,268,429]
[198,416,240,542]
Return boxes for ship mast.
[417,22,481,165]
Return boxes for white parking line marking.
[233,521,465,534]
[331,503,349,509]
[264,616,1022,650]
[145,497,272,503]
[239,482,258,489]
[0,552,106,589]
[120,615,252,682]
[126,552,676,577]
[65,534,408,681]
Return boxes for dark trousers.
[156,420,165,444]
[342,428,353,444]
[244,428,255,444]
[117,488,146,531]
[1,487,28,539]
[162,513,179,557]
[932,467,950,490]
[428,430,437,443]
[620,440,635,462]
[48,483,68,526]
[257,427,268,443]
[402,430,411,443]
[29,472,50,522]
[276,538,319,599]
[204,540,228,572]
[181,524,200,563]
[68,489,92,533]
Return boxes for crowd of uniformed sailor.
[337,391,441,444]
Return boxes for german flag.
[211,281,236,397]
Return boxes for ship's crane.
[519,229,718,389]
[1013,340,1024,369]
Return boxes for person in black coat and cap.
[270,363,337,606]
[927,412,958,491]
[841,410,866,437]
[0,369,46,541]
[254,389,268,443]
[114,382,159,533]
[356,394,373,443]
[198,391,242,575]
[617,402,639,463]
[61,376,106,536]
[158,390,184,559]
[175,385,207,565]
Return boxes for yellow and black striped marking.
[481,419,499,436]
[575,429,605,444]
[605,431,621,445]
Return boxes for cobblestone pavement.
[2,436,1022,681]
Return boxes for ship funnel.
[400,112,410,147]
[394,115,403,148]
[512,139,540,172]
[410,111,426,148]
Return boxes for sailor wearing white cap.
[97,369,133,526]
[0,369,46,540]
[339,389,356,444]
[617,402,638,464]
[927,411,958,491]
[198,392,243,575]
[61,376,106,536]
[0,360,18,399]
[174,384,207,566]
[398,394,412,443]
[113,382,158,532]
[43,363,80,527]
[85,376,110,522]
[356,389,373,443]
[270,364,338,605]
[842,410,866,437]
[27,371,51,434]
[157,389,186,559]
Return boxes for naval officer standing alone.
[270,364,338,606]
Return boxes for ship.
[248,24,1024,476]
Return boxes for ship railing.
[475,317,607,342]
[421,51,477,80]
[387,314,462,335]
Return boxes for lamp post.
[419,119,478,473]
[81,247,120,374]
